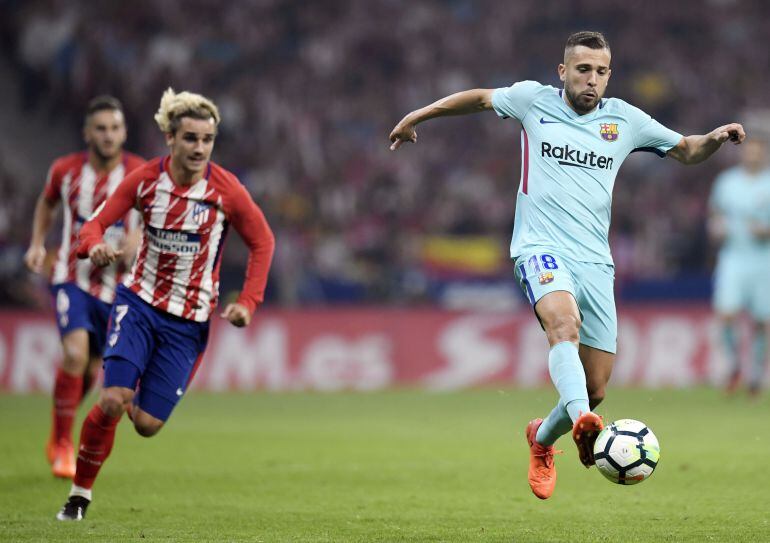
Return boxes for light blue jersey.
[492,81,683,265]
[710,166,770,318]
[710,166,770,258]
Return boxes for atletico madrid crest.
[600,123,619,141]
[192,202,211,225]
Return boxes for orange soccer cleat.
[572,412,604,467]
[525,418,560,500]
[51,443,76,479]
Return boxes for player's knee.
[60,343,89,374]
[99,389,128,418]
[132,412,164,438]
[546,314,581,344]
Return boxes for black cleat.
[56,495,90,521]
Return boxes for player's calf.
[588,389,605,410]
[49,367,84,476]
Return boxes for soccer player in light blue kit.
[389,31,746,499]
[709,139,770,397]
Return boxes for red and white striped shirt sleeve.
[77,168,143,259]
[223,182,275,314]
[42,159,65,203]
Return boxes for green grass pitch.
[1,388,768,542]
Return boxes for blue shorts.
[514,250,617,354]
[50,282,112,356]
[713,252,770,320]
[103,285,210,421]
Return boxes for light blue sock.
[535,399,573,446]
[722,324,740,375]
[548,341,589,423]
[749,331,767,389]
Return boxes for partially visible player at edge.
[389,31,745,500]
[24,96,144,479]
[708,139,770,397]
[56,88,275,520]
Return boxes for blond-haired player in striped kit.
[56,89,275,520]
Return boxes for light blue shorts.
[514,250,617,354]
[713,252,770,320]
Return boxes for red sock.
[53,368,83,446]
[73,405,121,490]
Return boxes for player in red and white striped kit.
[56,89,275,521]
[24,96,144,479]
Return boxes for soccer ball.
[592,419,660,485]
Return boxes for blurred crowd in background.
[0,0,768,308]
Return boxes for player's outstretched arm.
[667,123,746,165]
[389,89,495,150]
[225,183,276,326]
[24,194,58,274]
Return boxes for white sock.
[69,484,92,501]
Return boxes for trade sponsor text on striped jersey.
[78,156,275,322]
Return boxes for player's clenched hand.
[221,303,251,327]
[24,244,46,274]
[389,116,417,150]
[88,243,124,267]
[710,123,746,145]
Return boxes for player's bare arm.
[389,89,495,150]
[24,194,59,273]
[667,123,746,164]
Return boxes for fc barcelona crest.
[600,123,619,142]
[539,272,554,285]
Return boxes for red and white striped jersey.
[44,152,145,303]
[78,156,275,322]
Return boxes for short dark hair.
[565,31,610,54]
[85,95,123,118]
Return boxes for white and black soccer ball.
[592,419,660,485]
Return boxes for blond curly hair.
[154,88,220,134]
